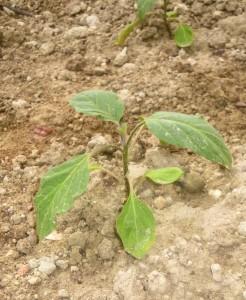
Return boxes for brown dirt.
[0,0,246,299]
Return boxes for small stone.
[208,189,222,199]
[98,238,115,260]
[113,47,128,67]
[211,264,222,282]
[40,42,55,55]
[28,276,41,285]
[28,258,40,269]
[58,289,70,299]
[1,223,10,233]
[87,134,108,148]
[68,231,88,250]
[147,271,168,294]
[10,213,24,225]
[12,99,28,110]
[38,257,56,275]
[86,15,100,28]
[243,290,246,300]
[64,26,88,40]
[56,260,69,270]
[0,187,6,195]
[153,196,173,209]
[16,238,33,255]
[181,172,205,193]
[68,2,86,16]
[238,222,246,237]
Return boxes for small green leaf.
[144,112,232,168]
[116,193,155,259]
[35,154,90,239]
[70,90,124,124]
[145,167,183,184]
[166,11,178,19]
[137,0,158,20]
[174,24,194,47]
[115,19,141,46]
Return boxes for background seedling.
[34,90,232,258]
[116,0,194,48]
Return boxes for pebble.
[153,196,173,209]
[68,2,86,16]
[113,47,128,67]
[98,238,115,260]
[0,187,7,195]
[40,42,55,55]
[64,26,89,40]
[16,238,33,255]
[208,189,222,199]
[58,289,70,299]
[56,260,69,270]
[86,15,100,28]
[68,231,88,250]
[38,257,56,275]
[238,222,246,237]
[211,263,222,282]
[28,276,41,285]
[243,290,246,299]
[12,99,28,110]
[147,270,168,294]
[28,258,40,269]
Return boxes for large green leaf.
[145,167,183,184]
[35,154,90,239]
[144,112,232,168]
[137,0,158,20]
[70,90,124,124]
[174,24,194,48]
[116,193,155,258]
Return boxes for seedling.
[116,0,194,48]
[34,90,232,258]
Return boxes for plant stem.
[163,0,172,38]
[119,121,144,196]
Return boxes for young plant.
[34,90,232,258]
[116,0,194,48]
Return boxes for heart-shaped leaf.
[174,24,194,47]
[70,90,124,124]
[35,154,90,239]
[116,193,155,258]
[144,112,232,168]
[137,0,158,20]
[145,167,183,184]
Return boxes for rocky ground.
[0,0,246,299]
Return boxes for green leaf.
[137,0,158,20]
[145,167,183,184]
[166,11,178,19]
[116,193,155,259]
[174,24,194,47]
[115,19,141,46]
[70,90,124,124]
[144,112,232,168]
[35,154,90,239]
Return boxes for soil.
[0,0,246,299]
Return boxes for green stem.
[163,0,172,38]
[119,121,144,196]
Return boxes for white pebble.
[211,264,222,282]
[243,290,246,299]
[238,222,246,237]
